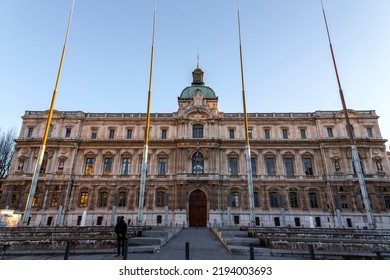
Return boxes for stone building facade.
[2,67,390,228]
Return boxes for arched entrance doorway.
[189,189,207,227]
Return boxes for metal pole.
[23,0,76,226]
[138,0,156,225]
[237,1,255,226]
[320,0,375,228]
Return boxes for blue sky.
[1,0,389,147]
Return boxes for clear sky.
[1,0,389,147]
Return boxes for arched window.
[192,151,204,174]
[79,191,89,207]
[192,124,204,138]
[158,156,168,175]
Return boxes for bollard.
[64,240,71,260]
[123,239,128,260]
[309,244,315,260]
[375,251,383,260]
[250,243,255,260]
[185,242,190,260]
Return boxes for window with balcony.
[50,193,59,207]
[231,192,240,207]
[270,192,279,208]
[366,127,373,138]
[79,191,89,207]
[27,127,34,138]
[265,156,275,176]
[309,192,319,208]
[158,157,167,175]
[103,158,113,175]
[284,157,294,176]
[121,158,131,175]
[85,157,95,175]
[303,157,314,175]
[340,195,348,208]
[192,151,204,174]
[289,192,299,208]
[97,191,108,207]
[118,191,127,207]
[229,156,238,175]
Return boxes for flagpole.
[237,1,255,226]
[22,0,76,226]
[320,0,375,228]
[138,0,156,225]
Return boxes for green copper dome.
[179,85,217,99]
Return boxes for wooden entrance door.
[189,190,207,227]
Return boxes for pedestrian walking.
[114,216,127,256]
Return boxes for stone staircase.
[212,227,261,254]
[127,226,182,253]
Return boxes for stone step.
[128,237,165,246]
[224,237,260,246]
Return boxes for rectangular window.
[315,217,322,227]
[161,129,167,139]
[156,191,165,207]
[294,217,301,227]
[366,127,373,138]
[229,129,235,139]
[340,195,348,208]
[79,192,89,207]
[234,215,240,225]
[91,129,97,139]
[65,128,72,138]
[98,192,108,207]
[103,158,113,174]
[27,127,34,138]
[309,193,319,208]
[274,217,280,227]
[229,157,238,175]
[96,216,103,226]
[300,129,306,139]
[231,192,239,207]
[248,129,253,139]
[126,129,133,139]
[32,194,39,207]
[109,129,115,139]
[121,158,131,175]
[282,129,288,139]
[285,158,294,176]
[327,127,334,138]
[303,158,313,175]
[289,192,299,208]
[254,192,259,208]
[384,196,390,209]
[192,124,204,138]
[118,192,127,207]
[85,158,95,175]
[270,192,279,208]
[158,158,167,175]
[50,193,59,207]
[266,158,275,175]
[264,128,270,139]
[251,158,257,175]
